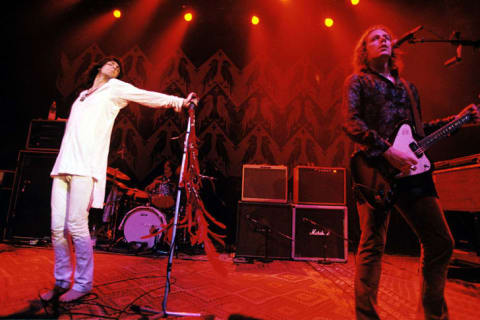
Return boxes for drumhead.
[119,206,167,248]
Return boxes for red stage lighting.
[113,9,122,19]
[184,12,193,22]
[251,15,260,25]
[324,18,334,27]
[351,0,360,5]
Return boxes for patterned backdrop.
[56,44,353,184]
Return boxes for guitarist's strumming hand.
[383,146,418,175]
[456,104,480,127]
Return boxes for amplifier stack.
[236,164,348,262]
[4,119,65,240]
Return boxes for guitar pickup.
[409,142,423,158]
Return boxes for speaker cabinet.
[236,201,292,259]
[242,165,287,203]
[293,166,346,205]
[6,150,58,239]
[292,205,348,262]
[0,170,15,240]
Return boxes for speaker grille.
[294,166,346,205]
[242,165,287,203]
[293,205,347,262]
[236,201,292,259]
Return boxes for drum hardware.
[103,169,131,244]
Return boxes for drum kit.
[100,167,176,251]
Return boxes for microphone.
[444,44,463,67]
[444,56,462,67]
[393,25,423,48]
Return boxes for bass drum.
[118,206,167,248]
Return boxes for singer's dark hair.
[353,25,403,73]
[83,57,124,89]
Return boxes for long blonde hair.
[353,25,402,73]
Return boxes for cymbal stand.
[131,103,201,318]
[102,181,122,244]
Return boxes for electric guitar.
[350,111,474,209]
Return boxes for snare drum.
[118,206,167,248]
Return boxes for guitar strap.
[400,78,425,137]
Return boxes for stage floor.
[0,243,479,319]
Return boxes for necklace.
[79,86,100,102]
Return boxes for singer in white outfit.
[41,57,198,302]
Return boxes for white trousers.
[51,175,94,293]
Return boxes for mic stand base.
[131,305,202,319]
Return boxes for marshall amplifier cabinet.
[26,119,66,151]
[242,164,287,203]
[236,201,292,259]
[292,205,348,262]
[293,166,346,205]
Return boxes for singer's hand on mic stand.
[183,92,198,109]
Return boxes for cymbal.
[107,177,129,189]
[126,188,149,199]
[107,167,130,181]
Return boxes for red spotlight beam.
[61,11,116,54]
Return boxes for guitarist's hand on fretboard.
[383,146,418,175]
[457,104,480,127]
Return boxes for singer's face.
[100,60,121,79]
[366,29,392,61]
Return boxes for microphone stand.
[302,217,350,264]
[131,103,202,319]
[408,35,480,66]
[246,215,292,262]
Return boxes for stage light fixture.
[351,0,360,5]
[324,18,334,27]
[184,12,193,22]
[113,9,122,19]
[251,15,260,25]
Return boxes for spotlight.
[324,18,334,28]
[351,0,360,5]
[251,15,260,25]
[184,12,193,22]
[113,9,122,19]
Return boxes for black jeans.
[355,196,454,320]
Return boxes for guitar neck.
[418,113,471,152]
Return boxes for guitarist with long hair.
[342,25,479,320]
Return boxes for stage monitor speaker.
[292,205,348,262]
[236,201,292,259]
[242,164,287,203]
[293,166,346,205]
[6,150,58,239]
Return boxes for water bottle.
[48,101,56,120]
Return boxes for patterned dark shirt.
[342,68,454,158]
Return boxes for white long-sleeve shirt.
[51,78,185,208]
